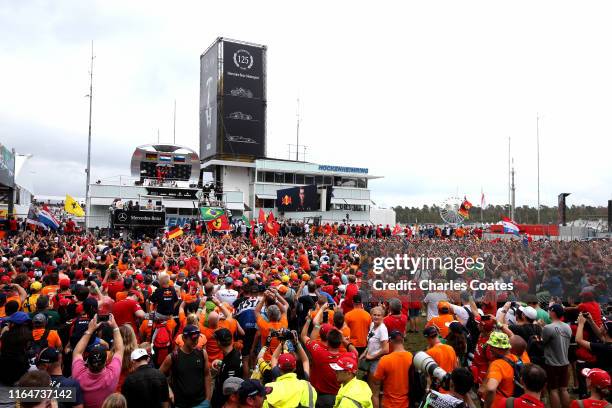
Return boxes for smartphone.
[97,314,110,323]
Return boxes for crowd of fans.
[0,223,609,408]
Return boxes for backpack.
[28,328,50,364]
[526,326,545,366]
[151,322,173,368]
[500,357,524,398]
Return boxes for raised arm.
[73,315,100,359]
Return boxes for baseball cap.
[224,277,233,286]
[183,324,200,337]
[278,353,297,371]
[59,278,71,289]
[329,353,358,373]
[87,344,108,367]
[30,281,42,291]
[438,301,451,313]
[581,368,611,389]
[130,348,149,361]
[223,377,244,396]
[319,323,334,339]
[238,379,266,399]
[518,306,537,321]
[549,303,564,318]
[423,326,439,338]
[487,331,511,349]
[389,330,404,341]
[6,311,31,325]
[32,313,47,326]
[37,347,60,364]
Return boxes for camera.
[413,351,451,390]
[270,328,292,341]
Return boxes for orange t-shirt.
[426,343,458,373]
[32,328,62,349]
[256,314,289,361]
[0,295,22,317]
[426,314,454,338]
[486,354,520,405]
[41,285,59,297]
[139,319,177,342]
[308,309,334,322]
[202,327,223,364]
[344,308,372,347]
[175,333,207,349]
[373,351,413,408]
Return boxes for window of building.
[284,173,295,184]
[257,171,264,182]
[357,178,367,188]
[315,175,323,185]
[304,175,315,185]
[334,176,343,186]
[264,172,274,183]
[323,176,332,185]
[341,178,357,187]
[295,174,305,184]
[178,208,194,215]
[275,172,284,183]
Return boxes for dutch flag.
[38,206,60,230]
[501,216,519,235]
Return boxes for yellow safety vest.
[263,372,316,408]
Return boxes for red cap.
[582,368,611,388]
[187,280,198,288]
[0,275,10,284]
[34,261,42,268]
[319,323,335,339]
[330,353,358,373]
[74,270,84,280]
[278,353,297,371]
[315,278,325,286]
[59,278,71,289]
[55,258,62,265]
[135,274,144,282]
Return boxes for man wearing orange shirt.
[373,330,413,408]
[425,302,455,338]
[424,326,457,373]
[254,289,289,362]
[31,313,62,349]
[482,332,521,408]
[344,293,371,355]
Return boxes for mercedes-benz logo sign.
[117,213,128,222]
[233,49,254,70]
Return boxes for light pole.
[85,41,94,229]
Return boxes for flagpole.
[85,41,94,230]
[536,113,541,224]
[480,187,483,224]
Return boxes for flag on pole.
[200,207,225,221]
[458,196,472,219]
[207,214,231,231]
[258,208,266,224]
[264,212,279,236]
[392,224,401,235]
[65,194,85,217]
[26,205,45,229]
[501,216,520,235]
[38,206,60,230]
[168,226,184,239]
[481,190,485,208]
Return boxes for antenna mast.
[85,41,94,226]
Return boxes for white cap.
[518,306,538,321]
[212,268,220,276]
[130,348,149,361]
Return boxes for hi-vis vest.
[263,372,316,408]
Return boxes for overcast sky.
[1,0,611,208]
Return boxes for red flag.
[249,220,255,240]
[265,212,279,236]
[258,208,266,224]
[206,214,231,231]
[392,224,401,235]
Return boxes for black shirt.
[509,323,542,344]
[122,364,169,408]
[590,341,612,371]
[150,286,178,316]
[49,375,83,408]
[211,348,243,407]
[172,349,207,408]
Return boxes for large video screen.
[199,41,220,160]
[276,185,319,212]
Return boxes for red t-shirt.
[383,314,407,335]
[570,399,610,408]
[578,301,603,327]
[111,298,142,333]
[498,394,544,408]
[342,283,359,314]
[306,341,351,395]
[103,280,124,301]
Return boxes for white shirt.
[217,288,239,305]
[367,322,389,356]
[452,304,470,326]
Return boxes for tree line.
[393,204,609,225]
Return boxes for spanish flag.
[65,194,85,217]
[168,226,184,239]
